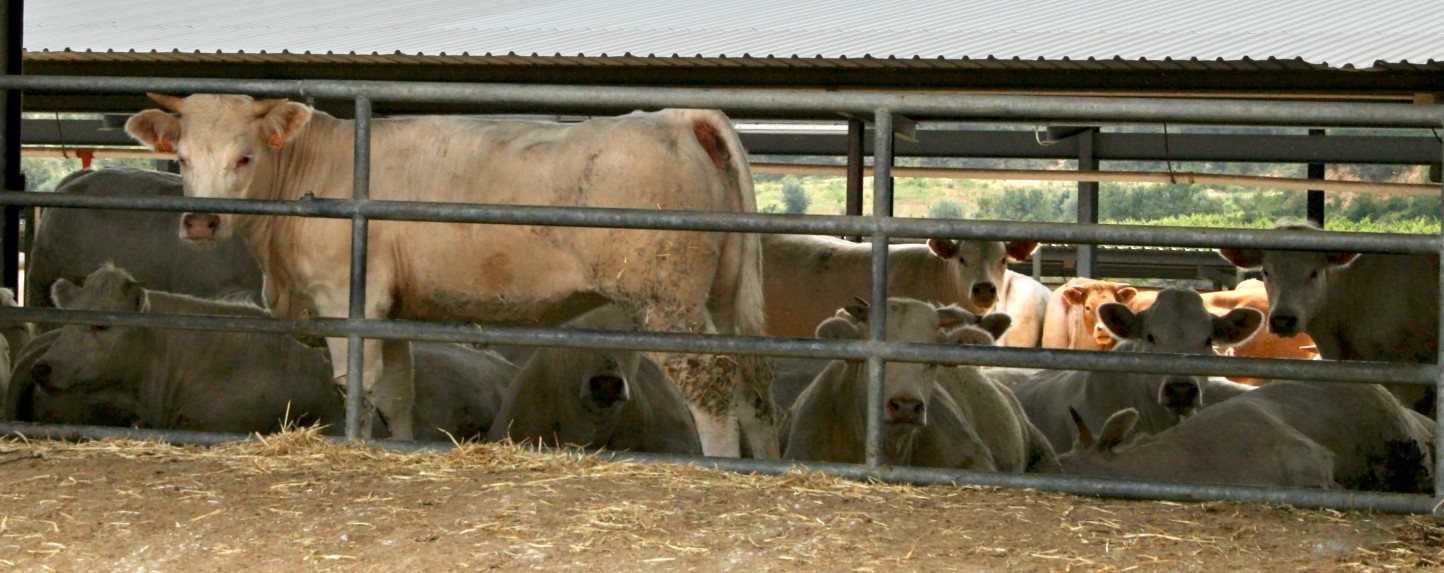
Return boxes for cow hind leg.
[734,356,779,459]
[376,339,416,440]
[324,336,379,438]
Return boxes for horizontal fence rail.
[5,306,1435,387]
[0,191,1438,254]
[0,421,1433,515]
[3,75,1444,127]
[2,75,1441,515]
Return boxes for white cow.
[763,234,1038,338]
[127,94,773,456]
[1219,222,1439,413]
[989,270,1051,347]
[1013,288,1261,452]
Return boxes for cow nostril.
[31,362,51,383]
[885,397,924,423]
[1269,315,1298,334]
[587,375,627,408]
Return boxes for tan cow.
[989,270,1051,347]
[1124,280,1319,385]
[1040,278,1137,351]
[762,234,1037,338]
[127,94,773,457]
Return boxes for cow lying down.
[782,298,1058,472]
[1062,380,1434,493]
[1013,288,1260,452]
[488,305,703,455]
[5,265,513,440]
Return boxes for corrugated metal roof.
[22,0,1444,70]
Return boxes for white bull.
[126,94,774,456]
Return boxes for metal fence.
[0,75,1442,515]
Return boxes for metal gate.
[0,75,1440,515]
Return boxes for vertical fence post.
[1076,128,1099,278]
[865,109,894,468]
[1435,120,1444,510]
[345,95,372,440]
[1307,128,1326,226]
[845,118,865,242]
[0,0,21,293]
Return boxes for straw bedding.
[0,428,1439,571]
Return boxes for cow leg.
[375,339,416,439]
[324,336,378,438]
[734,356,779,459]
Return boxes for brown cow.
[1040,278,1137,351]
[127,94,773,456]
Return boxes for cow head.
[816,298,1004,463]
[126,93,313,244]
[927,239,1039,312]
[1097,288,1263,416]
[31,265,149,393]
[1219,238,1356,339]
[1060,280,1138,350]
[1057,407,1141,476]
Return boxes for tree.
[781,176,810,215]
[926,198,965,219]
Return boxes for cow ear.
[148,92,185,112]
[124,280,149,312]
[50,278,81,309]
[1212,307,1264,348]
[1004,241,1039,262]
[944,325,995,346]
[842,304,869,324]
[1325,252,1359,268]
[1218,248,1265,270]
[1097,302,1142,341]
[1061,286,1085,306]
[1115,286,1138,304]
[125,109,181,153]
[1097,408,1139,451]
[926,238,960,259]
[934,305,976,329]
[256,99,313,149]
[815,316,862,341]
[975,312,1012,341]
[1068,407,1094,451]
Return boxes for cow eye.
[91,325,108,333]
[1308,270,1318,280]
[1146,334,1155,343]
[236,155,252,168]
[176,156,189,168]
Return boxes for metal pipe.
[1,305,1433,385]
[0,421,1432,515]
[6,75,1444,128]
[1076,127,1099,278]
[865,109,894,468]
[0,191,1434,254]
[1435,120,1444,509]
[345,95,371,440]
[0,0,20,292]
[845,117,863,242]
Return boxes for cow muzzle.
[969,282,998,309]
[1268,314,1300,337]
[1157,377,1202,417]
[30,360,64,392]
[583,374,629,413]
[180,212,226,243]
[884,395,926,426]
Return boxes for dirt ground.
[1,431,1442,572]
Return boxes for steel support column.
[845,118,864,241]
[1435,120,1444,511]
[1308,128,1326,225]
[1076,128,1100,277]
[865,110,894,468]
[0,0,22,292]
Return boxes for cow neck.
[233,112,349,264]
[890,245,953,303]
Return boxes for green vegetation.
[755,166,1440,234]
[780,175,810,215]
